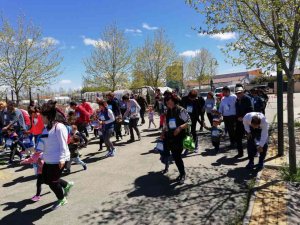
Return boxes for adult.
[197,95,206,131]
[181,90,201,152]
[218,86,237,148]
[69,101,89,146]
[122,95,141,142]
[98,100,116,157]
[39,102,73,210]
[258,89,269,115]
[0,101,7,145]
[80,98,93,115]
[135,94,148,125]
[162,94,191,184]
[106,92,121,117]
[250,89,264,113]
[48,100,67,124]
[205,92,215,126]
[243,112,269,170]
[235,87,253,158]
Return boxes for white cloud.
[60,79,72,84]
[42,37,60,45]
[142,23,158,30]
[125,28,142,34]
[179,49,201,57]
[198,32,237,40]
[70,45,76,49]
[81,36,110,49]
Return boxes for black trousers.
[223,116,236,145]
[140,109,146,124]
[247,138,268,164]
[77,123,89,140]
[129,118,140,140]
[207,112,213,126]
[212,140,220,151]
[165,134,185,176]
[42,163,68,200]
[236,120,245,154]
[36,174,44,196]
[9,143,22,162]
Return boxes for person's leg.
[171,147,185,176]
[258,143,268,168]
[140,109,145,124]
[235,121,245,156]
[207,113,213,126]
[246,138,257,168]
[94,128,98,137]
[212,140,220,152]
[191,119,198,150]
[129,119,135,140]
[74,157,87,168]
[224,116,235,146]
[200,112,205,131]
[99,135,104,150]
[36,174,43,196]
[132,118,141,140]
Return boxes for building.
[185,69,262,90]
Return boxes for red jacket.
[81,102,93,115]
[29,113,44,135]
[75,105,90,124]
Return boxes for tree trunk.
[15,90,20,107]
[287,75,297,174]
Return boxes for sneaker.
[83,164,87,170]
[182,149,189,156]
[105,150,112,157]
[31,195,41,202]
[111,148,116,157]
[234,153,244,159]
[64,181,74,197]
[257,162,264,170]
[245,162,254,170]
[179,174,186,185]
[51,197,68,210]
[194,147,199,153]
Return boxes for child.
[155,139,170,174]
[90,114,100,138]
[71,125,87,148]
[65,135,87,173]
[22,133,35,157]
[115,116,123,141]
[123,117,130,136]
[147,105,156,130]
[20,149,44,201]
[204,118,223,153]
[6,128,23,164]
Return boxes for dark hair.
[164,93,180,105]
[40,102,57,129]
[72,135,80,143]
[188,90,198,98]
[251,116,261,125]
[122,95,129,101]
[70,101,77,107]
[222,86,230,92]
[7,101,16,107]
[98,100,107,107]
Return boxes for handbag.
[183,126,195,151]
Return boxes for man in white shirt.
[243,112,269,170]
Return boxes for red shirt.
[81,102,93,115]
[75,105,90,124]
[29,113,44,135]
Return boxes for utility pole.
[277,24,284,156]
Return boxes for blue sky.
[1,0,246,90]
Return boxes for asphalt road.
[0,116,264,225]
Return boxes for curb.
[242,169,263,225]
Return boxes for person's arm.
[178,108,191,130]
[245,97,254,114]
[17,110,27,130]
[123,102,130,118]
[259,117,269,147]
[55,124,69,165]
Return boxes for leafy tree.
[135,29,177,87]
[130,69,145,89]
[84,23,131,91]
[187,0,300,174]
[0,15,62,105]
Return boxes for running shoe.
[64,181,74,197]
[111,148,116,157]
[51,197,68,210]
[31,195,41,202]
[83,164,87,170]
[105,150,112,157]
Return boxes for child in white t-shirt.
[147,105,156,129]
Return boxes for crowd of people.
[0,85,270,210]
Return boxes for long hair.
[40,102,57,130]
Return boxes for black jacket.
[236,95,253,118]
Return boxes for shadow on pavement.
[0,199,53,225]
[78,166,251,225]
[2,175,36,187]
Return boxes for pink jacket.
[21,152,44,174]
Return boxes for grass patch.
[295,120,300,128]
[279,163,300,183]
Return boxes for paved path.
[0,117,255,225]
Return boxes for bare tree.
[0,15,62,105]
[84,23,131,91]
[135,29,177,87]
[187,48,218,89]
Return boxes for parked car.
[199,92,208,100]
